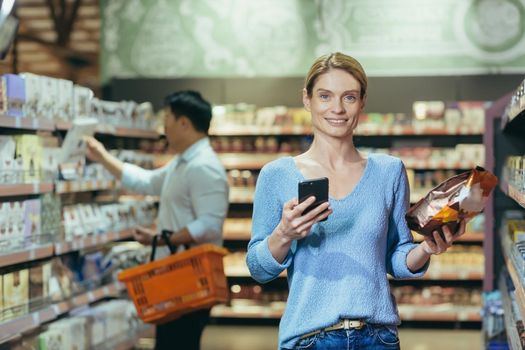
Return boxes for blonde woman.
[246,53,466,350]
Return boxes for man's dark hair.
[163,90,212,134]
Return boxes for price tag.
[392,125,403,135]
[15,118,21,128]
[31,312,40,326]
[87,291,95,302]
[32,182,39,194]
[29,248,36,261]
[32,119,39,129]
[51,304,61,315]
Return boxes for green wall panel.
[101,0,525,82]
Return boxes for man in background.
[86,90,229,350]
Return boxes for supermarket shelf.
[210,125,312,136]
[219,153,292,170]
[412,231,484,243]
[0,282,123,344]
[210,305,481,322]
[0,183,54,197]
[0,116,55,131]
[209,125,483,137]
[356,126,483,136]
[507,258,525,322]
[94,325,155,350]
[508,183,525,210]
[0,244,54,268]
[218,153,481,171]
[54,228,134,255]
[224,269,482,281]
[224,227,484,243]
[499,275,523,350]
[229,187,255,204]
[55,179,117,194]
[55,121,159,139]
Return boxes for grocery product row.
[0,195,156,251]
[209,101,485,135]
[0,73,156,131]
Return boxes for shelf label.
[87,291,95,302]
[29,248,36,261]
[32,183,39,194]
[31,312,40,326]
[32,119,39,129]
[15,118,21,128]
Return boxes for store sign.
[101,0,525,81]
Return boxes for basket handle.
[149,230,178,261]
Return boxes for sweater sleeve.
[386,160,429,279]
[246,164,293,283]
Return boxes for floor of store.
[197,326,483,350]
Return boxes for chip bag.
[406,166,498,237]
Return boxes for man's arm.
[86,136,123,179]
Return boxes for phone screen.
[298,177,329,221]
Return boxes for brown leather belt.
[299,319,366,340]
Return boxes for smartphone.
[298,177,329,221]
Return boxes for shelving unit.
[484,80,525,348]
[0,113,159,348]
[0,282,124,344]
[214,120,486,328]
[0,183,54,197]
[0,115,55,131]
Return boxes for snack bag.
[406,166,498,237]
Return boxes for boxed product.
[2,201,26,242]
[29,264,46,309]
[24,198,41,240]
[59,118,97,180]
[56,78,74,122]
[40,194,62,240]
[38,328,64,350]
[3,269,29,319]
[15,134,43,182]
[21,73,43,119]
[0,135,16,184]
[0,73,25,118]
[48,317,88,350]
[40,76,58,121]
[73,85,94,120]
[406,167,498,237]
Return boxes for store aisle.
[201,326,482,350]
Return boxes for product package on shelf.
[29,262,52,311]
[55,79,74,122]
[2,269,29,320]
[0,73,25,118]
[0,198,42,249]
[58,117,97,180]
[20,73,43,120]
[0,135,16,184]
[73,85,94,120]
[15,134,43,183]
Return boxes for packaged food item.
[406,166,498,237]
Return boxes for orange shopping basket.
[118,230,229,324]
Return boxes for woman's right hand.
[274,196,332,243]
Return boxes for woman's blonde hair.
[304,52,368,99]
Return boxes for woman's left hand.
[421,220,467,255]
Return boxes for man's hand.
[85,136,109,163]
[133,226,157,245]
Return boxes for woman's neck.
[305,134,362,169]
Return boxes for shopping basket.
[118,230,229,324]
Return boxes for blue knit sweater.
[246,154,429,349]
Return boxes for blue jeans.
[292,324,400,350]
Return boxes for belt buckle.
[355,320,364,330]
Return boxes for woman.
[246,52,466,350]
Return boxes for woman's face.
[303,68,365,138]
